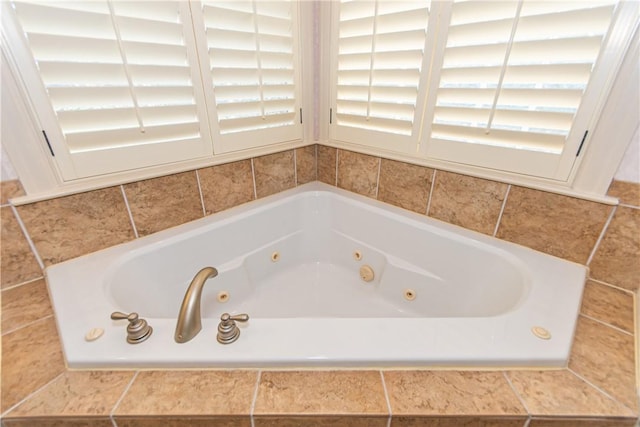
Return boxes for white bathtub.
[46,182,586,368]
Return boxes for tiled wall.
[1,144,639,426]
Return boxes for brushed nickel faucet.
[174,266,218,343]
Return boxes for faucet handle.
[111,311,153,344]
[222,313,249,323]
[217,312,249,344]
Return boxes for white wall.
[615,125,640,183]
[1,144,18,181]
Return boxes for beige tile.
[2,278,52,333]
[377,159,433,214]
[1,180,25,205]
[124,172,202,236]
[337,150,380,198]
[296,145,317,185]
[429,172,508,235]
[253,150,296,198]
[391,417,526,427]
[8,371,134,417]
[198,160,255,215]
[17,187,135,266]
[506,370,635,417]
[589,206,640,291]
[384,371,526,417]
[254,371,388,416]
[608,180,640,207]
[580,280,634,333]
[115,417,251,427]
[2,418,114,427]
[2,316,65,412]
[529,419,637,427]
[114,371,257,416]
[254,416,388,427]
[1,206,42,288]
[568,316,637,410]
[317,145,337,185]
[496,187,611,263]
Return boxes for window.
[3,0,302,181]
[329,0,431,153]
[193,1,302,153]
[329,0,636,181]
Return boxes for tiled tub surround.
[1,144,638,426]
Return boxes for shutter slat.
[336,113,413,136]
[437,88,583,110]
[218,112,296,134]
[57,105,198,133]
[434,106,574,133]
[431,123,565,153]
[65,122,202,152]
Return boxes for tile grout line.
[579,313,634,337]
[249,370,262,427]
[0,372,64,419]
[293,148,299,186]
[1,275,45,292]
[587,277,636,295]
[109,371,139,426]
[618,202,640,210]
[334,148,339,186]
[375,157,382,199]
[2,313,54,337]
[586,204,617,267]
[314,144,318,181]
[634,292,639,408]
[493,184,511,237]
[502,371,532,417]
[10,204,45,271]
[567,367,638,413]
[195,169,207,217]
[119,185,139,239]
[251,158,258,199]
[379,371,393,427]
[425,169,437,215]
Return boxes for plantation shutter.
[425,0,618,179]
[330,0,431,153]
[9,1,213,180]
[194,0,302,153]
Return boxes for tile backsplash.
[1,144,638,426]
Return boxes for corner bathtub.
[46,182,586,369]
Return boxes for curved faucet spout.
[175,266,218,343]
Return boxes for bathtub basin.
[46,182,586,368]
